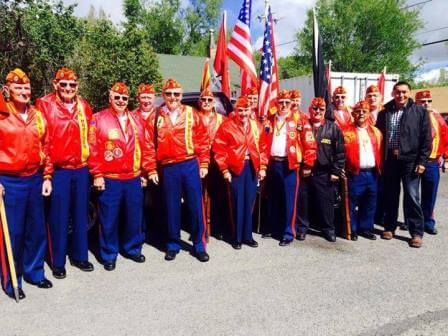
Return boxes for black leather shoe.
[127,254,146,263]
[351,233,358,241]
[103,261,116,271]
[279,239,292,246]
[8,288,26,300]
[361,231,377,240]
[215,233,224,240]
[261,233,272,238]
[244,239,258,248]
[71,260,94,272]
[195,251,210,262]
[296,233,306,241]
[232,243,242,250]
[36,278,53,289]
[324,233,336,242]
[164,250,178,261]
[400,222,409,231]
[425,227,438,235]
[52,267,66,279]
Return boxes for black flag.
[312,9,333,120]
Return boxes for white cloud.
[65,0,124,24]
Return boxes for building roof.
[157,54,240,93]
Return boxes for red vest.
[343,124,383,175]
[333,106,352,129]
[142,105,210,175]
[262,113,317,170]
[88,108,144,180]
[36,93,92,170]
[428,110,448,160]
[0,102,52,177]
[213,116,268,176]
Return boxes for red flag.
[378,67,386,99]
[227,0,257,94]
[213,12,231,98]
[200,58,211,92]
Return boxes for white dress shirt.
[357,126,376,169]
[270,115,287,157]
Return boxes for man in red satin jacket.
[143,78,210,262]
[132,83,156,125]
[0,68,53,300]
[343,100,382,241]
[213,96,268,249]
[36,67,94,278]
[88,82,146,271]
[332,86,352,129]
[262,90,317,245]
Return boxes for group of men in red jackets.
[0,66,446,301]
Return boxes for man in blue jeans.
[376,81,431,248]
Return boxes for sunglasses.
[278,100,291,105]
[112,95,128,102]
[420,100,432,103]
[237,108,249,113]
[200,97,214,103]
[164,91,181,98]
[59,82,78,88]
[312,107,326,111]
[335,95,346,99]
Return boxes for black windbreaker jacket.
[313,120,346,176]
[376,98,431,166]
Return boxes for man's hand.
[259,169,266,181]
[302,169,311,177]
[0,183,5,196]
[42,179,52,196]
[141,177,148,187]
[330,174,339,182]
[94,177,106,191]
[200,167,208,178]
[149,173,159,185]
[223,171,232,183]
[415,165,425,175]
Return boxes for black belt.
[359,168,375,173]
[270,156,287,162]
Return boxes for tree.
[277,56,309,79]
[0,0,83,98]
[68,8,162,111]
[182,0,223,56]
[294,0,423,79]
[140,0,185,54]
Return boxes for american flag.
[258,5,279,119]
[227,0,257,94]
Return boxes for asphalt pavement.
[1,176,448,336]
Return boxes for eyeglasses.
[335,95,346,100]
[164,91,181,98]
[237,108,249,113]
[420,99,432,103]
[278,100,291,106]
[200,97,213,103]
[312,107,326,111]
[59,82,78,88]
[367,94,378,98]
[112,95,128,102]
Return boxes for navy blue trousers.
[383,157,424,237]
[161,159,207,253]
[98,177,143,262]
[47,167,90,268]
[0,173,47,295]
[348,171,378,233]
[421,159,440,230]
[265,161,299,241]
[227,161,257,243]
